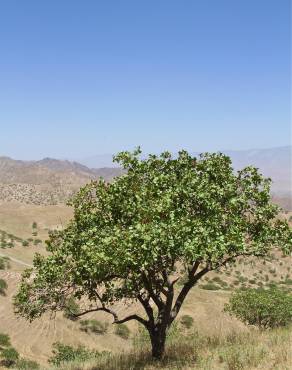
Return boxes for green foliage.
[0,333,10,348]
[48,342,101,366]
[80,319,108,335]
[0,347,19,367]
[225,288,292,329]
[200,282,220,290]
[180,315,194,329]
[0,257,10,270]
[13,149,292,359]
[114,324,130,339]
[32,222,37,229]
[21,241,29,247]
[15,358,39,369]
[63,297,80,321]
[0,279,8,296]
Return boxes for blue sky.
[0,0,290,160]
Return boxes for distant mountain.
[0,156,122,205]
[78,154,119,168]
[0,146,290,208]
[223,146,291,197]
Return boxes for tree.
[225,288,292,329]
[14,149,292,359]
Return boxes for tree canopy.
[14,149,292,358]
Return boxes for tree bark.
[149,327,167,360]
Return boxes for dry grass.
[49,326,292,370]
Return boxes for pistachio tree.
[14,149,292,359]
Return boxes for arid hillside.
[0,157,123,205]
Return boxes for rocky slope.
[0,157,122,205]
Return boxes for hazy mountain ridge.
[0,146,290,207]
[0,156,122,205]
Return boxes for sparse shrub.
[0,347,19,367]
[212,276,223,283]
[114,324,130,339]
[22,241,29,247]
[63,297,80,321]
[0,334,10,348]
[225,288,292,329]
[48,342,101,366]
[16,358,39,369]
[0,279,8,296]
[200,282,220,290]
[180,315,194,329]
[32,222,37,229]
[0,257,10,270]
[33,239,42,246]
[283,278,292,285]
[80,319,108,335]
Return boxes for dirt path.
[0,251,33,268]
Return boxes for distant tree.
[32,222,37,229]
[14,149,292,359]
[225,288,292,329]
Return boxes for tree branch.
[170,266,209,322]
[137,293,154,326]
[115,314,148,326]
[142,272,164,310]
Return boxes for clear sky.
[0,0,290,160]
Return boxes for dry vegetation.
[0,159,290,368]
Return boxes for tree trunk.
[150,328,167,360]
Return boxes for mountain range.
[0,146,290,208]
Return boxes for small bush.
[0,333,10,347]
[225,288,292,329]
[48,342,101,366]
[114,324,130,339]
[180,315,194,329]
[200,282,220,290]
[22,241,29,247]
[0,257,10,270]
[16,358,39,369]
[80,319,108,335]
[0,347,19,367]
[0,279,8,296]
[63,297,80,321]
